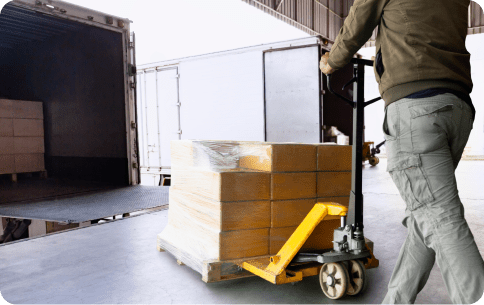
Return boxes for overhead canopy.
[242,0,484,48]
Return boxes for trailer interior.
[0,3,166,225]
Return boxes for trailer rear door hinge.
[130,82,136,89]
[177,130,182,135]
[175,74,180,79]
[129,41,135,49]
[128,64,137,76]
[131,121,136,129]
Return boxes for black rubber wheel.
[369,156,379,166]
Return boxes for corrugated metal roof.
[243,0,484,48]
[0,2,87,49]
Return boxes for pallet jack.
[237,58,380,299]
[363,140,385,166]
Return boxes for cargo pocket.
[387,154,434,211]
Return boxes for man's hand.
[320,52,335,75]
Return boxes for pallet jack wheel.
[319,262,350,300]
[369,156,379,166]
[346,260,367,296]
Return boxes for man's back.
[327,0,472,108]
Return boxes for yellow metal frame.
[238,202,348,284]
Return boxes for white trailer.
[136,36,360,183]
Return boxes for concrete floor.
[0,159,483,304]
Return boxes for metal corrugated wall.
[469,2,484,34]
[242,0,484,48]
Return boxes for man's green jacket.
[327,0,472,109]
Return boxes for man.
[319,0,484,303]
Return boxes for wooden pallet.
[157,233,269,283]
[157,233,375,283]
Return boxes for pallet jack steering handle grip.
[326,74,355,107]
[326,59,383,107]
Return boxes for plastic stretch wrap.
[170,140,265,171]
[171,140,321,172]
[159,189,270,262]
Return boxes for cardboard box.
[239,143,317,172]
[12,100,43,119]
[269,219,340,254]
[271,172,317,200]
[0,119,13,137]
[169,189,271,231]
[171,140,196,169]
[162,209,270,260]
[271,196,349,228]
[317,171,351,197]
[219,228,269,260]
[15,154,45,173]
[0,137,14,155]
[14,137,45,154]
[13,119,44,137]
[316,144,352,171]
[171,168,271,202]
[0,99,13,118]
[0,155,15,174]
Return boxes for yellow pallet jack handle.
[239,202,348,284]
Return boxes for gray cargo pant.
[381,93,484,304]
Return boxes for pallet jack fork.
[238,58,380,299]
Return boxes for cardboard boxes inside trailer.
[0,99,45,176]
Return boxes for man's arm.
[324,0,387,73]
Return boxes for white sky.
[60,0,311,65]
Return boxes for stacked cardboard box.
[159,140,352,265]
[0,99,45,176]
[237,142,352,254]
